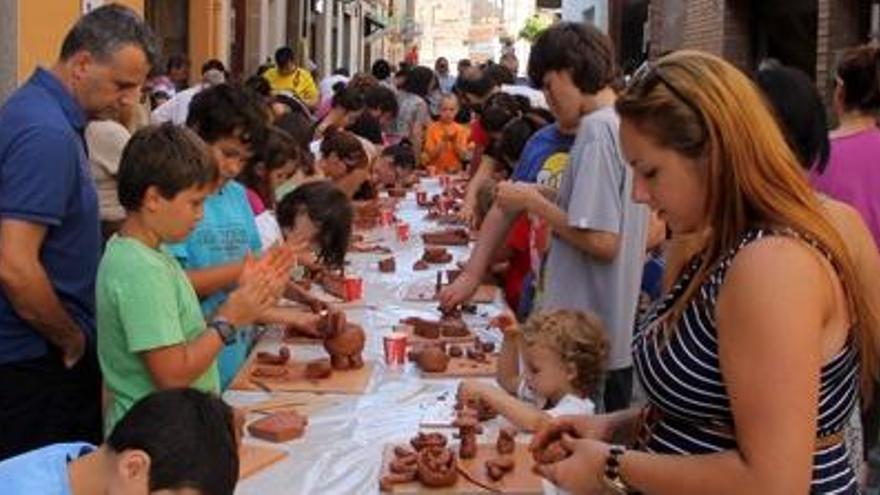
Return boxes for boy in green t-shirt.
[97,123,288,432]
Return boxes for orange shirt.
[423,120,469,173]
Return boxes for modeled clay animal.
[485,455,515,481]
[496,426,516,455]
[410,432,448,451]
[416,446,458,487]
[319,311,365,370]
[453,409,480,459]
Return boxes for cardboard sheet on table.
[228,353,374,394]
[239,444,287,480]
[402,284,497,304]
[380,443,541,493]
[394,323,476,346]
[421,354,498,378]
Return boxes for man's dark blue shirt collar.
[31,67,87,132]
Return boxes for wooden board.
[421,354,498,378]
[456,443,543,494]
[239,444,287,480]
[403,283,497,304]
[380,443,541,494]
[241,393,343,416]
[228,353,374,394]
[394,323,476,346]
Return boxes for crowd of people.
[1,3,880,494]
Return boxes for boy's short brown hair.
[117,123,218,212]
[527,22,617,94]
[521,309,608,396]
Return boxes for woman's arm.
[536,237,834,495]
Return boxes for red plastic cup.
[416,190,427,205]
[380,208,394,226]
[383,332,407,369]
[343,277,363,301]
[396,222,410,242]
[439,196,453,214]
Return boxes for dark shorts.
[0,344,102,460]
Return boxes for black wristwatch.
[602,444,632,494]
[210,317,237,345]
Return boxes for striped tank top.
[633,228,858,494]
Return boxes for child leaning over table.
[458,308,607,432]
[273,180,355,329]
[97,124,288,433]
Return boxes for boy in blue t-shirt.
[169,84,316,387]
[0,389,239,495]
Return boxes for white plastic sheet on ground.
[225,178,511,495]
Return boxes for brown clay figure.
[256,346,291,365]
[416,346,450,373]
[496,426,516,455]
[378,257,396,273]
[416,446,459,487]
[247,411,308,442]
[421,227,470,246]
[319,310,366,370]
[410,432,448,451]
[485,455,515,481]
[453,408,480,459]
[304,358,333,380]
[466,346,487,363]
[251,366,289,379]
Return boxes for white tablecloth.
[226,178,509,494]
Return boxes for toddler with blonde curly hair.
[459,309,607,432]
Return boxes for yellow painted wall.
[188,0,224,82]
[16,0,144,82]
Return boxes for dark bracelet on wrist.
[602,444,633,494]
[209,317,237,345]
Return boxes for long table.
[225,177,508,494]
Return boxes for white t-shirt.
[254,210,283,250]
[546,394,595,417]
[151,84,203,125]
[541,107,649,370]
[517,380,595,417]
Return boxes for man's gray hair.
[60,4,159,68]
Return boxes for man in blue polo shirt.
[0,5,156,460]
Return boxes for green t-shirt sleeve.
[111,263,188,353]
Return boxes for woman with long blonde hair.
[531,50,880,494]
